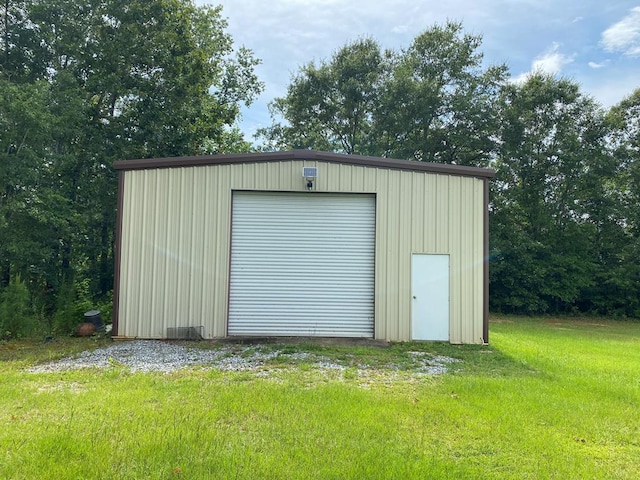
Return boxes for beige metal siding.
[118,160,485,343]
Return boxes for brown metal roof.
[113,149,495,179]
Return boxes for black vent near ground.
[166,326,203,340]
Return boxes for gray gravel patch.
[407,351,462,375]
[27,340,460,377]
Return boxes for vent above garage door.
[228,192,375,337]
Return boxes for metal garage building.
[112,150,494,344]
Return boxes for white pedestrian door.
[411,254,449,341]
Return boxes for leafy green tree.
[490,74,612,314]
[259,22,507,167]
[1,0,46,82]
[259,37,386,154]
[589,88,640,317]
[0,79,67,295]
[374,22,507,166]
[608,89,640,237]
[0,0,263,329]
[27,0,263,158]
[0,274,33,338]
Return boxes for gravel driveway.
[27,340,460,376]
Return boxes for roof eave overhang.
[113,149,495,179]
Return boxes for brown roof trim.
[112,171,125,337]
[113,150,495,179]
[483,178,490,345]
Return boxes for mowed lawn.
[1,317,639,479]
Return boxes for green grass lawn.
[1,317,639,479]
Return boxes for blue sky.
[199,1,640,141]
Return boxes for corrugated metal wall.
[118,160,485,343]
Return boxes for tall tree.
[608,89,640,237]
[259,37,386,154]
[27,0,263,158]
[258,22,507,167]
[0,0,263,325]
[374,22,507,166]
[1,0,46,82]
[0,79,63,290]
[490,74,612,314]
[591,88,640,317]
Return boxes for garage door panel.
[229,192,375,337]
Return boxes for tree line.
[1,2,638,337]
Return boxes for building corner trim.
[483,179,490,344]
[112,171,125,337]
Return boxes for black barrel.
[83,310,105,331]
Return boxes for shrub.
[0,274,35,339]
[95,290,113,326]
[53,277,94,335]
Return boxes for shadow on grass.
[387,342,539,378]
[201,339,538,378]
[0,336,111,364]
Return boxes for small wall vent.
[166,326,203,340]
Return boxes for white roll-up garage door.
[229,192,375,337]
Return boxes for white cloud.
[531,42,574,74]
[601,6,640,56]
[510,43,574,84]
[588,61,607,69]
